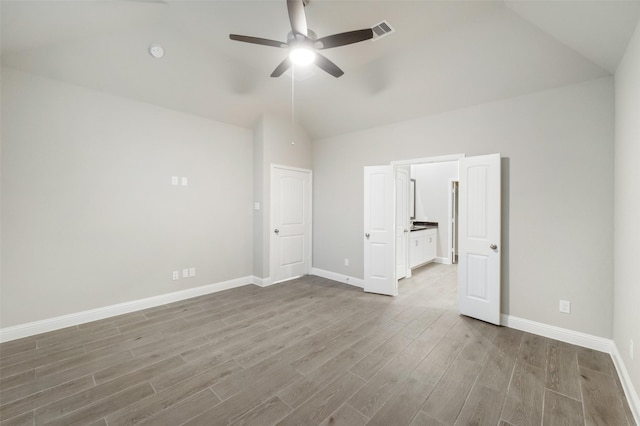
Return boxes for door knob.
[490,244,497,250]
[274,229,280,235]
[365,233,370,239]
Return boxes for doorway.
[363,153,502,325]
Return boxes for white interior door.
[458,154,501,325]
[396,167,410,279]
[271,165,312,284]
[364,166,397,296]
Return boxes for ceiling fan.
[229,0,373,78]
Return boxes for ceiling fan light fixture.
[289,47,315,66]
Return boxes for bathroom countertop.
[410,221,438,231]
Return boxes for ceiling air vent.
[371,20,395,41]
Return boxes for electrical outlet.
[171,176,178,186]
[344,258,349,266]
[189,267,196,277]
[182,268,189,278]
[181,177,188,186]
[631,339,634,360]
[172,270,179,280]
[559,300,571,314]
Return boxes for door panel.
[271,166,312,284]
[458,154,501,325]
[364,166,397,296]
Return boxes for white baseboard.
[251,276,272,287]
[0,276,255,343]
[501,314,638,422]
[311,267,364,288]
[434,257,451,265]
[611,342,640,424]
[500,314,612,352]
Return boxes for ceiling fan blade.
[271,58,292,77]
[230,34,287,48]
[315,28,374,50]
[315,53,344,78]
[287,0,308,36]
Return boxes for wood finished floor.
[0,264,635,426]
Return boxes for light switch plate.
[181,177,188,186]
[254,202,260,211]
[171,176,178,186]
[189,267,196,277]
[182,268,189,278]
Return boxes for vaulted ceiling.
[2,0,640,139]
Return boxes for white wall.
[411,161,458,260]
[253,114,312,280]
[0,68,254,327]
[313,77,614,338]
[614,18,640,399]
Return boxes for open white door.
[396,167,410,280]
[458,154,501,325]
[364,166,397,296]
[271,165,312,284]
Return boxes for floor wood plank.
[500,359,545,426]
[580,366,630,426]
[542,389,585,426]
[276,372,364,426]
[318,403,368,426]
[0,264,633,426]
[546,340,582,401]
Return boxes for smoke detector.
[148,44,165,59]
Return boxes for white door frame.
[448,179,459,265]
[396,166,410,280]
[269,164,312,285]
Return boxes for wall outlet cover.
[172,270,179,280]
[559,300,571,314]
[181,177,188,186]
[171,176,178,186]
[189,267,196,277]
[182,268,189,278]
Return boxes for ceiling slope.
[1,1,637,139]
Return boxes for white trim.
[500,314,612,352]
[434,257,451,265]
[271,163,312,174]
[391,153,465,166]
[448,178,459,266]
[0,276,254,343]
[611,342,640,424]
[251,276,273,287]
[311,267,364,288]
